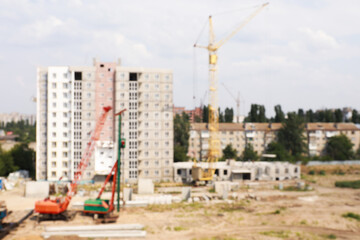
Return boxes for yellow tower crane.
[192,2,269,182]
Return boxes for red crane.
[34,106,112,219]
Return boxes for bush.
[342,212,360,221]
[335,180,360,189]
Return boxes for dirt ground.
[1,165,360,240]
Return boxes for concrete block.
[202,194,210,202]
[25,181,49,198]
[123,188,133,201]
[297,181,305,190]
[222,186,229,200]
[181,187,191,201]
[137,179,154,194]
[172,196,182,203]
[193,197,200,202]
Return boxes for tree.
[224,107,234,123]
[10,143,35,178]
[222,144,237,160]
[245,104,267,123]
[174,113,190,162]
[194,115,202,123]
[324,109,334,122]
[265,141,291,161]
[306,109,314,122]
[241,144,259,161]
[297,108,305,121]
[0,145,17,176]
[174,145,188,162]
[355,147,360,159]
[218,107,224,123]
[352,109,359,123]
[274,105,285,123]
[334,109,343,123]
[4,120,36,143]
[325,135,354,160]
[277,112,306,158]
[202,105,209,123]
[259,105,266,123]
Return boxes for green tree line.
[0,121,36,177]
[244,104,360,124]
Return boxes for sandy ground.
[1,168,360,240]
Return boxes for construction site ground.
[1,165,360,240]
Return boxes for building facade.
[36,60,173,183]
[188,122,360,160]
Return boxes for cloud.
[300,27,339,49]
[233,55,300,71]
[15,76,26,88]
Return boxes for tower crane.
[222,82,241,123]
[34,106,112,220]
[192,3,269,182]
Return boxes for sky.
[0,0,359,117]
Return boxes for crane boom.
[69,106,112,197]
[214,3,269,50]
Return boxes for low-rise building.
[188,122,360,159]
[173,160,300,183]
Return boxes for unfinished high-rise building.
[36,59,174,183]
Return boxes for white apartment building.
[36,60,173,183]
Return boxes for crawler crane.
[34,106,112,220]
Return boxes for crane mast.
[192,3,268,182]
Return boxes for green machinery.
[83,109,126,218]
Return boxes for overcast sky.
[0,0,359,117]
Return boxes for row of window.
[141,150,171,157]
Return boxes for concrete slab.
[137,179,154,194]
[24,181,49,198]
[123,188,133,201]
[181,187,191,201]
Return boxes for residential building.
[188,122,360,160]
[188,123,281,160]
[36,59,174,183]
[0,113,36,126]
[173,106,202,122]
[307,122,360,156]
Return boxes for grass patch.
[174,226,187,231]
[282,185,311,191]
[300,219,308,225]
[261,230,290,238]
[217,202,246,212]
[146,202,204,212]
[342,212,360,221]
[208,188,215,193]
[322,234,337,239]
[335,180,360,189]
